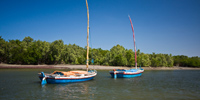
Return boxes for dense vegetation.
[0,36,199,67]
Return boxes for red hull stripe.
[110,72,143,75]
[39,75,95,80]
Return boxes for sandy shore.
[0,64,200,70]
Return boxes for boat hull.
[39,76,95,84]
[110,73,142,78]
[109,68,144,78]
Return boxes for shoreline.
[0,64,200,70]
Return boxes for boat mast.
[86,0,89,72]
[128,15,137,69]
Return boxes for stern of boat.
[38,72,47,85]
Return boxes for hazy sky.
[0,0,200,57]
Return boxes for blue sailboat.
[38,0,97,84]
[38,70,97,84]
[110,15,144,78]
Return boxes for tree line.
[0,36,199,67]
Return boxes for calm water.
[0,69,200,100]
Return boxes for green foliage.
[173,55,200,67]
[0,36,199,67]
[0,36,7,63]
[126,49,135,66]
[63,44,85,65]
[49,40,65,64]
[109,44,127,66]
[138,53,151,67]
[90,48,104,65]
[150,53,174,67]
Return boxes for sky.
[0,0,200,57]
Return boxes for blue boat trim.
[39,76,95,84]
[38,70,97,84]
[109,72,143,74]
[109,68,144,78]
[39,75,96,80]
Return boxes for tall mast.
[128,15,137,69]
[86,0,89,72]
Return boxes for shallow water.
[0,69,200,100]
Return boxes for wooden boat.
[38,0,97,84]
[109,15,144,78]
[39,70,97,84]
[110,68,144,78]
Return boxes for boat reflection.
[41,81,96,99]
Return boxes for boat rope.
[89,27,94,65]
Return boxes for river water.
[0,69,200,100]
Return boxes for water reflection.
[40,81,96,99]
